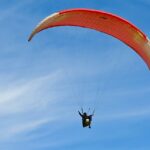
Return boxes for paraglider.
[28,8,150,69]
[78,108,94,128]
[28,8,150,128]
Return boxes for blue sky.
[0,0,150,150]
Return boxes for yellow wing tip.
[28,12,59,42]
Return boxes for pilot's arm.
[78,111,83,117]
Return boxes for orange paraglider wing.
[28,8,150,69]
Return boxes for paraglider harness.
[78,108,95,128]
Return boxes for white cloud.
[0,118,50,140]
[0,69,69,141]
[0,71,62,116]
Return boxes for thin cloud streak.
[0,118,51,140]
[0,69,64,115]
[0,69,68,142]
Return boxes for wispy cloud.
[0,118,50,140]
[0,69,68,141]
[0,70,63,115]
[0,66,93,143]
